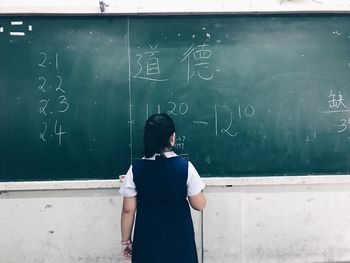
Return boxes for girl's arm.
[188,191,206,211]
[121,196,137,241]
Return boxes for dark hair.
[144,113,176,158]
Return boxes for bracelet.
[121,240,132,245]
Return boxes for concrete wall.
[1,178,350,263]
[0,187,202,263]
[204,183,350,263]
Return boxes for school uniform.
[119,151,205,263]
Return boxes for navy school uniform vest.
[132,156,198,263]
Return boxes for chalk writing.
[37,52,69,147]
[328,90,347,110]
[219,105,237,137]
[215,103,255,137]
[39,122,48,142]
[323,90,350,114]
[134,44,168,82]
[338,119,350,133]
[181,43,214,83]
[54,120,67,147]
[38,77,47,93]
[39,99,48,116]
[321,90,350,134]
[174,135,186,150]
[167,102,189,116]
[145,102,189,120]
[142,102,255,138]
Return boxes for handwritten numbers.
[39,122,48,142]
[338,119,350,133]
[56,75,65,93]
[238,104,255,118]
[220,105,237,137]
[38,52,59,70]
[167,102,177,115]
[38,77,47,92]
[37,51,69,147]
[39,99,48,116]
[54,120,67,147]
[146,102,189,119]
[174,135,186,150]
[167,102,189,116]
[58,95,69,113]
[179,103,189,115]
[214,103,255,137]
[38,52,47,68]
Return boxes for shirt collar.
[142,151,177,160]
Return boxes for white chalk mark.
[214,105,218,136]
[195,62,210,66]
[193,121,209,125]
[10,32,25,36]
[134,76,168,82]
[39,122,47,142]
[0,27,3,33]
[146,104,149,120]
[323,110,350,114]
[221,105,238,137]
[180,43,195,63]
[11,21,23,25]
[56,53,59,70]
[28,25,32,31]
[127,18,133,164]
[206,33,211,39]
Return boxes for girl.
[120,113,206,263]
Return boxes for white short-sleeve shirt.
[119,151,205,198]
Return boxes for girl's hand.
[121,240,132,260]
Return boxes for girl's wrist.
[121,240,132,245]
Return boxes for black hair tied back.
[144,113,176,158]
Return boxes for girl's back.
[132,157,198,263]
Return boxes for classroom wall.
[1,182,350,263]
[1,0,350,13]
[0,188,202,263]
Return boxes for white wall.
[1,0,350,14]
[0,188,202,263]
[1,180,350,263]
[204,184,350,263]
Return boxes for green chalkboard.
[1,14,350,181]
